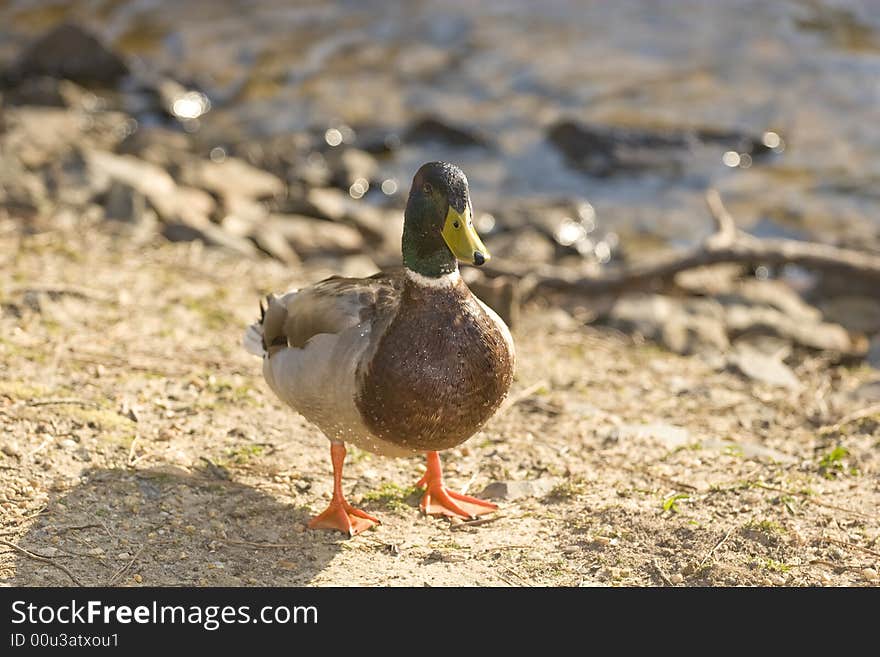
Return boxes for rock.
[547,119,770,177]
[3,77,90,108]
[862,568,879,582]
[182,157,284,201]
[724,304,853,353]
[12,23,129,86]
[661,312,730,355]
[607,294,729,355]
[404,115,492,148]
[868,335,880,369]
[818,296,880,334]
[3,107,130,168]
[103,180,146,223]
[85,150,216,226]
[723,279,821,324]
[295,187,401,252]
[162,221,258,259]
[249,224,301,265]
[613,423,691,449]
[479,479,556,500]
[850,380,880,403]
[266,214,363,257]
[1,443,21,458]
[0,152,44,216]
[117,126,193,168]
[728,344,800,390]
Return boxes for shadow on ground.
[9,466,341,586]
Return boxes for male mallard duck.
[243,162,515,535]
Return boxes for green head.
[402,162,490,277]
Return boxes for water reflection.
[1,0,876,248]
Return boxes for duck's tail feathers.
[243,323,265,357]
[242,298,270,357]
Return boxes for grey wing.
[262,269,403,352]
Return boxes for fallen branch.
[824,537,880,559]
[483,189,880,297]
[27,398,99,408]
[0,539,84,586]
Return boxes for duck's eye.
[422,182,433,195]
[453,221,460,229]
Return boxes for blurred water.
[2,0,878,247]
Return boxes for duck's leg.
[416,451,498,519]
[308,442,379,536]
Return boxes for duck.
[243,161,515,536]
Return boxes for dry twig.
[0,539,84,586]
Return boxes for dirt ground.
[1,214,878,587]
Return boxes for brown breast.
[355,276,514,451]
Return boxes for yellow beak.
[441,205,490,266]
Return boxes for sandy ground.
[1,214,878,587]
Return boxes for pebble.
[133,574,143,583]
[669,573,684,585]
[1,443,21,457]
[862,568,878,582]
[478,479,556,500]
[87,547,104,556]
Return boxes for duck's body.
[248,268,513,458]
[244,162,515,535]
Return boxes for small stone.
[87,547,104,556]
[669,573,684,585]
[117,552,132,560]
[479,479,556,501]
[133,574,143,583]
[404,115,492,148]
[614,423,691,449]
[1,443,21,458]
[862,568,879,582]
[729,344,800,390]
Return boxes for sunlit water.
[2,0,878,249]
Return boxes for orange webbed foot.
[309,498,379,537]
[416,451,498,520]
